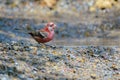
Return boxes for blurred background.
[0,0,120,46]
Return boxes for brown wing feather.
[29,29,48,39]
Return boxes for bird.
[28,22,56,43]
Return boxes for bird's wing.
[29,30,48,39]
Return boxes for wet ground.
[0,0,120,80]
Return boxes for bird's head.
[45,22,56,32]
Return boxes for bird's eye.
[50,24,54,27]
[50,25,52,27]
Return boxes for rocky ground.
[0,41,120,80]
[0,0,120,80]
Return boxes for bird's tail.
[14,24,35,34]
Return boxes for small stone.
[91,74,97,79]
[111,64,118,70]
[13,46,19,51]
[89,6,96,12]
[30,46,38,55]
[14,62,19,66]
[0,43,2,47]
[0,74,10,80]
[51,50,58,55]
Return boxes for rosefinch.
[29,22,56,43]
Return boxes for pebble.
[0,74,10,80]
[13,46,19,51]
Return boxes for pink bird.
[29,22,56,43]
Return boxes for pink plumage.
[29,22,56,43]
